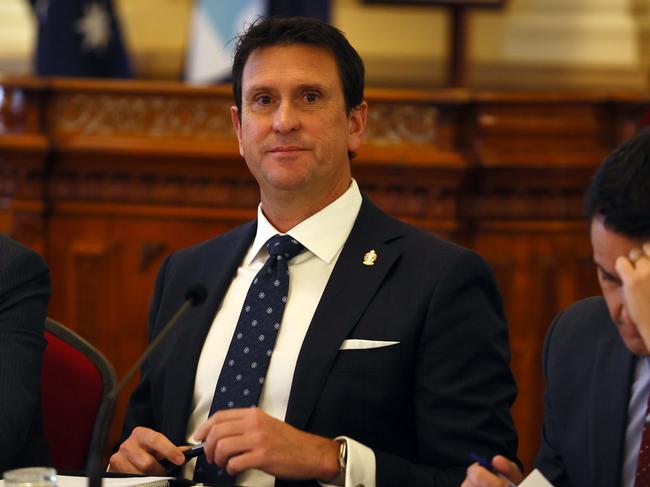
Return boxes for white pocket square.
[339,339,400,350]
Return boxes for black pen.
[159,443,205,471]
[469,453,518,487]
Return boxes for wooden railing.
[2,76,648,468]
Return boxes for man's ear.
[231,105,244,157]
[348,101,368,154]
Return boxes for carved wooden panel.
[50,93,234,140]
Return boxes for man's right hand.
[461,455,523,487]
[617,243,650,346]
[109,427,186,475]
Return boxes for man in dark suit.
[462,130,650,487]
[110,17,518,486]
[0,235,51,472]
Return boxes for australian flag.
[29,0,132,78]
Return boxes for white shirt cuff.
[319,436,376,487]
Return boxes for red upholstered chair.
[41,318,117,470]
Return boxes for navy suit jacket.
[534,296,635,487]
[121,197,518,486]
[0,235,51,471]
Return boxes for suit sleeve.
[118,254,171,443]
[0,244,50,471]
[533,311,573,486]
[375,249,519,486]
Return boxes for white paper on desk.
[0,475,173,487]
[519,469,554,487]
[61,475,172,487]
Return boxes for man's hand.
[616,243,650,345]
[461,455,523,487]
[193,407,340,481]
[109,426,186,475]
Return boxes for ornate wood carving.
[365,103,440,145]
[50,93,235,140]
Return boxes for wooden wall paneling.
[45,216,115,341]
[356,91,469,237]
[472,94,614,172]
[0,79,49,252]
[473,232,547,470]
[67,236,122,346]
[471,226,600,469]
[462,93,628,468]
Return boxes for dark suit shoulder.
[0,236,50,306]
[394,223,497,294]
[542,296,622,399]
[536,296,632,487]
[145,220,257,334]
[545,296,615,357]
[164,221,256,269]
[360,196,487,269]
[0,235,48,280]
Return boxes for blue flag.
[186,0,266,83]
[29,0,132,78]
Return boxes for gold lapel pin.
[363,249,377,266]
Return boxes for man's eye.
[304,92,319,103]
[256,95,272,105]
[599,269,620,284]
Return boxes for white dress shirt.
[183,179,376,487]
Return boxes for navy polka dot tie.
[193,235,305,483]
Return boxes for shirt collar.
[247,179,362,265]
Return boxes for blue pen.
[469,453,518,487]
[158,443,205,470]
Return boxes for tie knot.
[266,235,304,261]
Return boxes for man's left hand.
[193,407,340,482]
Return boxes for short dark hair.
[585,128,650,238]
[232,16,365,115]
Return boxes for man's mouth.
[268,146,305,153]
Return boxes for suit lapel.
[164,222,257,441]
[285,199,403,429]
[589,334,635,487]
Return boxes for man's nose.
[273,101,300,133]
[621,304,633,326]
